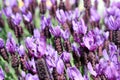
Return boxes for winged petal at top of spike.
[6,32,16,54]
[60,51,71,63]
[50,26,62,37]
[0,38,4,49]
[17,45,25,57]
[87,62,97,77]
[2,7,12,18]
[8,0,17,7]
[56,58,64,75]
[33,29,40,39]
[90,7,100,22]
[25,73,39,80]
[11,13,22,25]
[0,68,5,80]
[23,11,32,22]
[103,49,109,61]
[28,58,36,73]
[67,66,84,80]
[61,29,70,40]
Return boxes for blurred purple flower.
[73,19,87,35]
[56,58,64,75]
[87,62,97,77]
[25,73,39,80]
[0,38,4,49]
[61,29,70,40]
[50,26,62,37]
[33,29,40,39]
[2,7,12,18]
[17,45,25,57]
[67,66,84,80]
[11,13,22,25]
[90,7,100,22]
[8,0,17,7]
[6,32,16,54]
[25,37,37,57]
[23,11,32,22]
[28,58,37,73]
[0,68,5,80]
[60,51,71,63]
[56,9,67,24]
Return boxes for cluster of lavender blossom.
[0,0,120,80]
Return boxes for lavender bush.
[0,0,120,80]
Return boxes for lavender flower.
[50,26,62,37]
[17,45,25,57]
[0,38,4,49]
[60,51,71,63]
[0,68,5,80]
[6,33,17,54]
[23,11,32,22]
[61,29,70,40]
[56,58,64,75]
[11,13,22,25]
[25,73,39,80]
[56,9,67,24]
[90,7,100,23]
[87,62,97,77]
[67,66,84,80]
[2,7,12,18]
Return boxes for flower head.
[50,26,62,37]
[0,38,4,49]
[23,11,32,22]
[67,66,84,80]
[6,32,17,54]
[60,51,71,63]
[11,13,22,25]
[17,45,25,57]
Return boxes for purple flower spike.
[11,13,22,25]
[8,0,17,7]
[50,26,62,37]
[56,58,64,75]
[6,32,16,54]
[87,62,97,77]
[0,38,4,49]
[61,29,70,40]
[0,68,5,80]
[33,29,40,39]
[56,9,67,24]
[90,7,100,22]
[17,45,25,57]
[67,66,84,80]
[23,11,32,22]
[25,73,39,80]
[2,7,12,18]
[60,51,71,63]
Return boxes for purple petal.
[60,51,71,63]
[0,38,4,49]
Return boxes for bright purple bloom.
[23,11,32,22]
[87,62,97,77]
[56,58,64,75]
[56,9,67,24]
[25,37,37,57]
[72,18,87,35]
[11,13,22,25]
[50,26,62,37]
[90,7,100,22]
[2,7,12,18]
[0,68,5,80]
[25,73,39,80]
[8,0,17,7]
[6,33,17,54]
[17,45,25,57]
[67,66,84,80]
[0,38,4,49]
[60,51,71,63]
[61,29,70,40]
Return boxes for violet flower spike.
[67,66,84,80]
[56,58,64,75]
[0,38,4,49]
[2,7,12,18]
[23,11,32,22]
[60,51,71,63]
[61,29,70,40]
[11,13,22,25]
[50,26,62,37]
[17,45,25,57]
[0,68,5,80]
[6,32,17,54]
